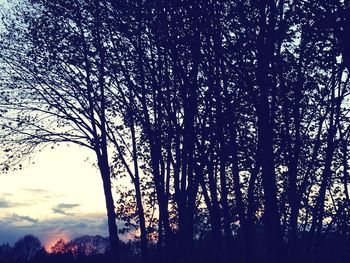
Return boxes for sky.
[0,0,138,252]
[0,145,111,251]
[0,0,111,252]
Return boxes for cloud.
[1,193,13,197]
[0,214,39,225]
[21,188,62,200]
[10,214,39,224]
[56,203,80,209]
[52,203,80,215]
[74,222,88,228]
[0,199,12,208]
[97,218,108,231]
[21,188,51,194]
[0,198,26,208]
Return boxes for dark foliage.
[1,0,350,263]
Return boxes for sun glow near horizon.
[43,233,70,252]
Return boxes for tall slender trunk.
[256,105,284,262]
[211,3,231,256]
[135,0,171,255]
[216,91,231,256]
[97,153,121,263]
[342,141,350,208]
[93,3,121,260]
[307,64,341,262]
[178,7,201,262]
[255,2,285,261]
[230,125,251,263]
[286,32,303,263]
[246,162,259,263]
[198,167,222,262]
[256,40,284,263]
[130,122,149,263]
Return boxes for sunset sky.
[0,0,120,252]
[0,145,110,251]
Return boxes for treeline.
[1,0,350,263]
[0,234,140,263]
[0,235,46,263]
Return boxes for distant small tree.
[13,235,46,262]
[0,243,13,263]
[65,235,109,257]
[50,239,67,254]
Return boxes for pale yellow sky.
[0,145,106,216]
[0,145,111,250]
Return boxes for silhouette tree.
[65,235,109,257]
[0,243,13,263]
[2,1,350,263]
[50,239,67,255]
[0,1,126,262]
[12,235,45,262]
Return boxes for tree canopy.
[1,1,350,263]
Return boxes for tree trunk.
[255,2,285,261]
[342,141,350,209]
[130,122,149,263]
[256,106,284,263]
[98,154,121,263]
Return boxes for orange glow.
[43,233,70,252]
